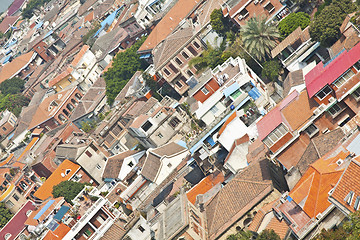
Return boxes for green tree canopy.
[241,16,280,61]
[0,77,25,95]
[22,0,52,19]
[309,0,357,47]
[0,94,30,117]
[278,12,310,38]
[210,9,227,36]
[313,211,360,240]
[0,203,13,228]
[257,229,281,240]
[52,181,87,204]
[261,60,281,81]
[104,37,149,105]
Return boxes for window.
[304,123,319,138]
[193,41,201,49]
[175,81,183,88]
[187,46,198,56]
[333,69,355,88]
[96,164,101,170]
[13,194,19,201]
[167,163,172,168]
[353,87,360,101]
[163,68,171,76]
[90,143,99,152]
[84,228,92,237]
[354,61,360,71]
[201,87,209,95]
[264,2,275,13]
[355,196,360,211]
[182,51,189,59]
[128,161,134,167]
[138,225,145,233]
[6,200,14,208]
[158,133,163,138]
[316,85,332,100]
[187,70,193,76]
[141,121,153,132]
[345,191,355,205]
[168,63,179,73]
[2,127,6,131]
[239,8,249,19]
[328,103,343,117]
[263,124,288,148]
[85,150,92,158]
[175,57,182,66]
[169,117,181,128]
[210,105,219,114]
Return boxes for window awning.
[34,200,55,220]
[223,82,240,97]
[53,205,70,221]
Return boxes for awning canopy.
[34,200,55,220]
[53,205,70,221]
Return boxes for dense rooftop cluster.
[1,0,360,239]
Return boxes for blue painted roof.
[34,200,55,220]
[176,140,187,149]
[53,205,70,221]
[3,55,11,64]
[223,82,240,97]
[94,6,124,37]
[139,53,151,59]
[248,87,262,100]
[35,21,43,29]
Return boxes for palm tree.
[241,16,280,62]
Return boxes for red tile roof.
[305,42,360,98]
[48,67,73,87]
[42,223,71,239]
[186,172,224,204]
[7,0,26,16]
[0,201,35,240]
[0,51,35,83]
[34,160,80,200]
[0,15,19,33]
[218,112,237,136]
[330,157,360,213]
[289,151,348,218]
[257,90,316,140]
[138,0,201,53]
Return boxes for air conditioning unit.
[328,97,335,103]
[254,0,258,4]
[238,15,244,20]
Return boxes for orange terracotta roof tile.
[218,111,237,136]
[34,160,80,200]
[330,157,360,213]
[43,223,71,239]
[0,154,14,167]
[281,91,317,131]
[248,200,277,232]
[70,45,90,68]
[84,11,94,23]
[28,88,75,130]
[48,67,73,87]
[0,51,35,83]
[289,151,348,218]
[186,172,224,205]
[138,0,201,52]
[17,137,39,162]
[265,217,290,239]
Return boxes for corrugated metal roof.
[305,42,360,97]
